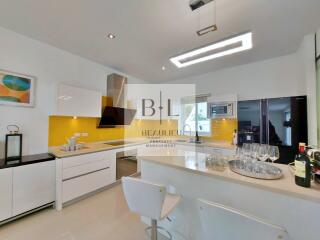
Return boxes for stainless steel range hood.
[98,74,136,128]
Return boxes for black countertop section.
[0,153,55,169]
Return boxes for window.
[179,96,211,137]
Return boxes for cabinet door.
[13,161,55,216]
[0,168,13,221]
[63,168,111,203]
[55,84,102,117]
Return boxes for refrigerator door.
[267,97,291,146]
[237,100,261,145]
[267,96,307,164]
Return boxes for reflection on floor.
[0,184,167,240]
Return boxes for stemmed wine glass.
[250,143,259,160]
[257,144,269,162]
[269,146,280,163]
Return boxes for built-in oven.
[116,148,138,180]
[209,102,235,118]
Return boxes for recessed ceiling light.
[107,33,115,39]
[170,32,253,68]
[162,66,166,71]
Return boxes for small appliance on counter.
[60,136,85,151]
[5,125,22,161]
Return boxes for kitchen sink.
[175,139,203,144]
[104,141,134,146]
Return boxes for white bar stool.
[198,199,290,240]
[122,177,181,240]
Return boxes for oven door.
[116,149,138,180]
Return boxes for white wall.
[167,53,305,101]
[296,34,317,146]
[167,44,318,145]
[0,27,146,158]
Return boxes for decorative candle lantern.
[5,125,22,161]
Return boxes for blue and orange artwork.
[0,71,34,106]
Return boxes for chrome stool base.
[145,219,173,240]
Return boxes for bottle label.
[295,160,306,178]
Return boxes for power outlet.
[74,133,81,137]
[81,133,89,137]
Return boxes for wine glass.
[250,143,259,160]
[258,144,269,162]
[243,143,251,159]
[269,146,280,163]
[235,146,243,160]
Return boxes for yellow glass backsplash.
[48,96,235,146]
[203,118,238,142]
[48,117,178,146]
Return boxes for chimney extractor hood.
[98,74,136,128]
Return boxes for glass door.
[237,100,261,145]
[267,97,291,147]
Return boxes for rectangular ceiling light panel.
[170,32,253,68]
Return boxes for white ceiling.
[0,0,319,83]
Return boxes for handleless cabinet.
[0,168,13,222]
[52,84,102,117]
[56,150,117,209]
[12,161,55,216]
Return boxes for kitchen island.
[139,150,320,240]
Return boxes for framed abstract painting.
[0,70,35,107]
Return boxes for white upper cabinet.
[52,84,102,117]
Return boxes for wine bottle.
[294,153,311,188]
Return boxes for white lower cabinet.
[57,150,117,208]
[12,161,55,216]
[0,168,13,222]
[63,168,112,202]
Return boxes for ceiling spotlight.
[107,33,115,39]
[170,32,253,68]
[162,66,166,71]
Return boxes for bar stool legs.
[145,219,173,240]
[151,219,157,240]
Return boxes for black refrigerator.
[237,96,308,164]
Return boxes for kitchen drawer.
[62,151,114,169]
[62,159,111,180]
[62,168,111,203]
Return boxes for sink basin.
[175,139,203,144]
[104,141,134,146]
[175,139,187,143]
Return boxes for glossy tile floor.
[0,185,166,240]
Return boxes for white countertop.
[49,138,235,158]
[49,139,148,158]
[139,149,320,203]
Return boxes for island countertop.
[139,150,320,203]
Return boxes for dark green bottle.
[294,153,311,188]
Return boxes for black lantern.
[5,125,22,161]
